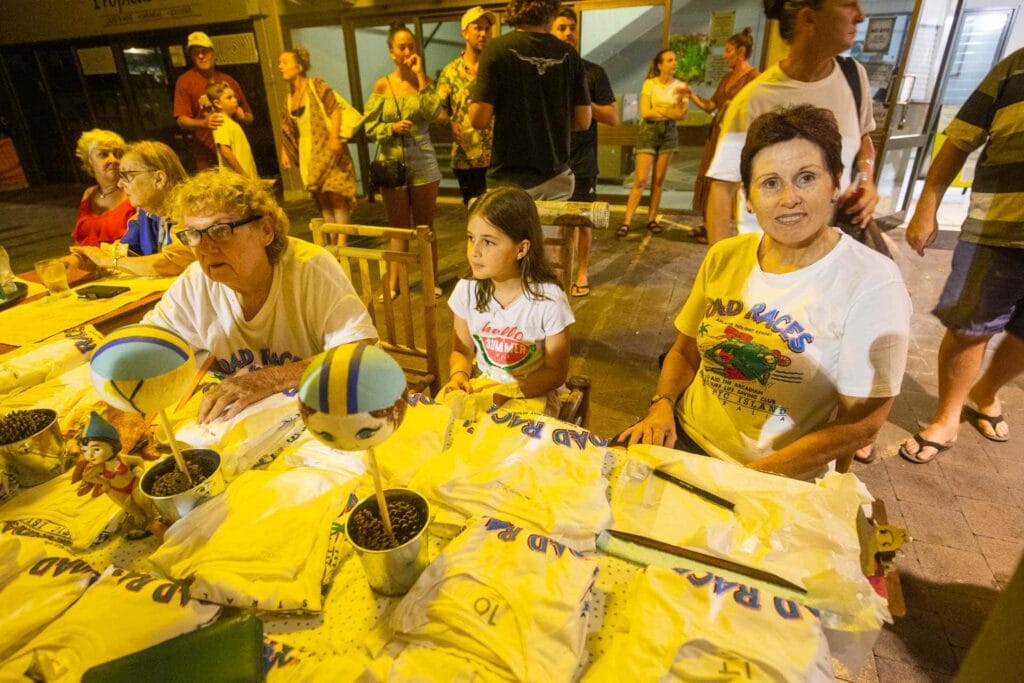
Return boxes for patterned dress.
[437,55,493,170]
[692,67,760,213]
[280,77,357,207]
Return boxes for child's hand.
[442,370,472,395]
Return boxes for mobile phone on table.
[77,284,130,300]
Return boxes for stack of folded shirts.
[0,471,122,550]
[365,516,598,681]
[585,566,833,682]
[0,534,99,660]
[0,565,219,682]
[410,412,611,551]
[149,468,359,612]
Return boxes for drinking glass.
[33,258,71,298]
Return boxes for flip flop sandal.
[964,406,1010,442]
[853,444,877,464]
[646,221,663,234]
[616,224,630,238]
[898,433,954,464]
[570,284,591,298]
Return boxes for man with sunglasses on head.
[144,169,376,423]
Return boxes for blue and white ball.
[298,343,407,451]
[90,325,196,414]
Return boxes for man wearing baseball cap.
[173,31,254,170]
[437,7,497,205]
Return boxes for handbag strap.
[385,75,407,165]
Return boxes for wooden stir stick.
[158,408,193,487]
[367,446,396,546]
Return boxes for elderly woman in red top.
[71,129,135,247]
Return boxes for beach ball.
[90,325,196,414]
[298,343,408,451]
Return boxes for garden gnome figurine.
[72,411,155,540]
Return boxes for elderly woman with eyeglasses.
[143,168,377,423]
[69,140,195,277]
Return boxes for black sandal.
[647,221,663,234]
[616,224,630,238]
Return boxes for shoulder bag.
[369,77,408,189]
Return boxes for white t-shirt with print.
[144,237,376,376]
[448,279,574,385]
[673,233,910,472]
[707,60,875,233]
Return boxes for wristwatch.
[649,393,676,406]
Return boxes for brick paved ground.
[1,184,1020,681]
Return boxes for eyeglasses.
[175,215,263,246]
[118,169,158,183]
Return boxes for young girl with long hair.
[443,187,575,417]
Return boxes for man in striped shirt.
[899,47,1024,464]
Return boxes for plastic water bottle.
[535,201,611,230]
[0,246,17,300]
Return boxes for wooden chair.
[310,220,441,397]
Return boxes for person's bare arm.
[176,113,224,131]
[571,104,592,132]
[469,102,493,130]
[592,101,618,126]
[217,143,247,176]
[689,90,716,113]
[617,332,700,447]
[747,395,894,479]
[515,330,570,398]
[442,315,475,395]
[705,179,740,244]
[199,360,311,423]
[906,141,970,255]
[838,134,879,228]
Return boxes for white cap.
[187,32,214,50]
[461,6,497,31]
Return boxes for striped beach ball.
[90,324,196,414]
[298,343,407,451]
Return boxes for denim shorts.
[637,119,678,155]
[934,240,1024,337]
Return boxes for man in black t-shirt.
[551,7,617,297]
[470,0,591,200]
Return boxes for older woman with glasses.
[69,140,195,277]
[143,168,377,423]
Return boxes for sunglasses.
[175,214,263,246]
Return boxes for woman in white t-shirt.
[144,169,377,424]
[619,105,910,480]
[443,187,575,417]
[618,49,689,238]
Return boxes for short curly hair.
[75,129,126,178]
[170,168,290,264]
[282,47,311,75]
[505,0,559,28]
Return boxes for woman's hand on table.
[68,246,108,271]
[198,361,310,423]
[617,400,677,447]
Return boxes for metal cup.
[139,449,226,523]
[0,409,71,487]
[346,488,431,596]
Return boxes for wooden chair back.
[310,220,441,396]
